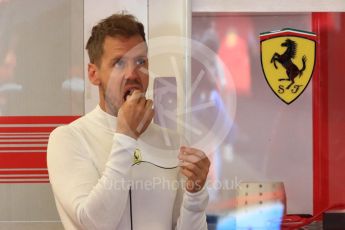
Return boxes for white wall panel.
[0,0,83,229]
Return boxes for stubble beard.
[100,83,119,117]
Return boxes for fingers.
[179,146,210,169]
[127,90,145,103]
[141,108,154,131]
[180,160,208,193]
[180,161,202,176]
[126,90,151,111]
[136,107,154,134]
[118,89,155,139]
[179,154,201,164]
[181,168,203,192]
[178,147,210,193]
[145,99,153,109]
[180,167,198,180]
[179,159,208,182]
[135,98,154,134]
[180,146,206,159]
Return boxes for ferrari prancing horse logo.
[260,28,317,104]
[133,148,142,165]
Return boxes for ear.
[88,63,101,85]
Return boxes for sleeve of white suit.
[173,183,209,230]
[47,126,136,230]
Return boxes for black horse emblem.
[270,39,307,90]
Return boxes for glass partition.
[189,8,345,230]
[190,11,313,214]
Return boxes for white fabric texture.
[47,105,209,230]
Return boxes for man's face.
[89,35,149,115]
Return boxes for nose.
[124,60,139,80]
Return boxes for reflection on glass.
[191,13,313,219]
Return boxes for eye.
[114,59,125,69]
[136,57,147,66]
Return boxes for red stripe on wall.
[0,153,47,168]
[0,142,48,144]
[0,170,48,175]
[0,116,79,124]
[0,133,50,136]
[0,127,57,133]
[0,152,45,154]
[0,181,49,183]
[0,137,48,140]
[0,176,49,179]
[0,147,47,151]
[0,116,80,183]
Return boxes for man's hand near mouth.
[116,89,154,139]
